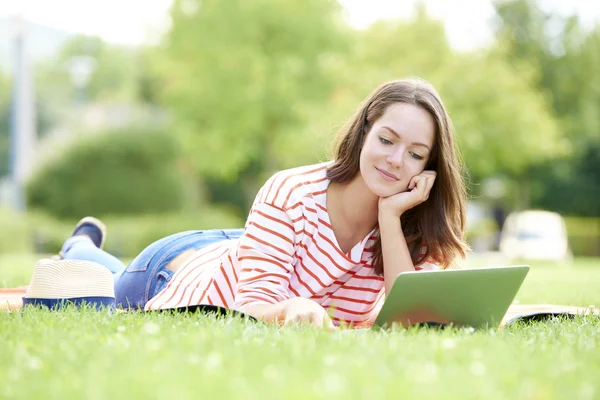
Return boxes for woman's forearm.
[379,210,415,296]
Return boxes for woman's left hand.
[378,171,437,218]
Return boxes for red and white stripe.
[146,162,435,326]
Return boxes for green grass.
[1,254,599,400]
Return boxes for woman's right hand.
[378,170,437,218]
[279,297,336,330]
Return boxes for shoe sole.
[72,217,107,249]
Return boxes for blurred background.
[0,0,599,266]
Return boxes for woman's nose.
[386,148,404,168]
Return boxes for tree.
[332,8,563,182]
[439,51,563,180]
[493,0,600,215]
[157,0,347,209]
[154,1,565,212]
[32,34,145,123]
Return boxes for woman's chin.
[367,183,406,198]
[359,172,407,198]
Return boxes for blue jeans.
[60,229,244,310]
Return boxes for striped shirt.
[145,162,434,327]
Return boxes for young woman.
[58,77,469,329]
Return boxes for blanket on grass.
[1,286,598,328]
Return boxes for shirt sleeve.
[233,201,299,312]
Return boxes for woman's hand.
[279,297,336,330]
[378,170,437,218]
[243,298,337,330]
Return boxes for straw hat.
[23,259,115,310]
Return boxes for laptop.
[372,265,530,329]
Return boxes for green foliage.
[25,127,193,219]
[31,35,148,129]
[40,1,567,216]
[0,208,244,259]
[28,210,243,257]
[529,142,600,217]
[0,209,32,254]
[564,217,600,257]
[99,210,244,258]
[440,52,563,179]
[494,0,600,148]
[273,8,563,182]
[7,0,595,219]
[0,118,8,177]
[465,217,498,250]
[349,8,455,83]
[493,0,600,215]
[136,46,164,105]
[158,0,347,208]
[57,35,140,102]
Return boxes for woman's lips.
[375,167,399,181]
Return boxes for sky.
[0,0,599,50]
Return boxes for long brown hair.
[327,78,469,274]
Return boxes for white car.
[499,210,571,261]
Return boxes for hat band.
[22,297,116,310]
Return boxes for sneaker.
[70,216,107,249]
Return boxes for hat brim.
[22,296,116,310]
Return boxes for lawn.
[1,254,599,400]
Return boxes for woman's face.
[359,103,436,198]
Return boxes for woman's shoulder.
[257,161,333,209]
[270,161,332,181]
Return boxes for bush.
[26,126,195,219]
[0,208,32,253]
[27,208,245,258]
[466,217,498,252]
[564,217,600,257]
[100,209,244,257]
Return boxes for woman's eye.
[410,152,424,160]
[378,137,392,145]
